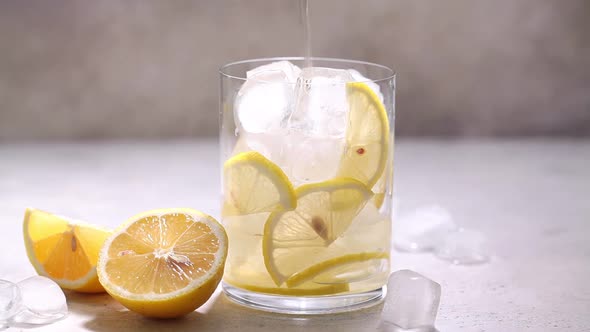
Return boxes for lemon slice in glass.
[372,146,394,209]
[223,151,296,216]
[229,280,350,296]
[262,178,373,286]
[338,82,390,188]
[286,251,389,287]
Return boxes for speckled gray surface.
[0,139,588,331]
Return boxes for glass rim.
[219,57,395,84]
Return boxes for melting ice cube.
[271,67,355,183]
[381,270,441,331]
[434,228,490,265]
[246,60,302,82]
[235,62,381,138]
[393,205,457,252]
[289,67,354,136]
[0,280,21,321]
[234,62,382,185]
[235,61,301,133]
[282,133,344,185]
[10,276,67,325]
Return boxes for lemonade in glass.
[219,58,395,314]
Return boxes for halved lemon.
[262,178,373,286]
[223,151,296,216]
[23,208,111,293]
[97,208,228,318]
[338,82,390,188]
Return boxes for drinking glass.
[219,57,395,314]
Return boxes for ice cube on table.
[10,276,67,325]
[434,228,490,265]
[235,61,301,134]
[0,280,21,321]
[393,205,457,252]
[381,270,441,331]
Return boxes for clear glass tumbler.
[219,57,395,314]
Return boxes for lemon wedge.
[23,208,111,293]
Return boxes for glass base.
[223,282,386,315]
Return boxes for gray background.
[0,0,589,141]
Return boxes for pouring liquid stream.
[301,0,312,68]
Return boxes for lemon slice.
[338,82,390,188]
[373,195,385,209]
[263,178,373,286]
[97,208,228,318]
[23,208,111,293]
[229,281,350,296]
[372,176,386,209]
[372,148,394,209]
[285,252,389,287]
[223,151,296,216]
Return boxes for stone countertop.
[0,139,588,332]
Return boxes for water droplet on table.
[393,205,456,252]
[434,228,490,265]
